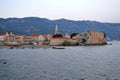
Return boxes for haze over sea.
[0,41,120,80]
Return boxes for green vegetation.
[70,33,78,38]
[103,32,106,38]
[82,38,87,43]
[53,34,63,38]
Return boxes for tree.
[103,32,106,38]
[70,33,78,38]
[82,38,87,43]
[53,34,63,38]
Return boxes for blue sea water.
[0,41,120,80]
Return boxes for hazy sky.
[0,0,120,23]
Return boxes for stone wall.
[49,38,65,46]
[64,38,78,46]
[87,30,106,45]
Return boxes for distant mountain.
[0,17,120,40]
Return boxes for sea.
[0,41,120,80]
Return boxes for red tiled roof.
[31,34,39,36]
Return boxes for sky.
[0,0,120,23]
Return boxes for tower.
[55,24,59,34]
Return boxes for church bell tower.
[55,24,59,34]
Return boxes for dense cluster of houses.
[0,30,107,46]
[0,32,53,46]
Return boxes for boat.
[10,46,14,49]
[52,47,65,49]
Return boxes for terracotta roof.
[31,34,39,36]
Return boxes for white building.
[0,35,5,41]
[38,35,46,41]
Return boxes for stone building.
[0,34,5,41]
[38,35,46,41]
[4,32,17,43]
[77,30,107,45]
[24,36,32,44]
[45,34,53,40]
[15,34,24,44]
[63,33,70,39]
[31,34,39,41]
[0,34,5,45]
